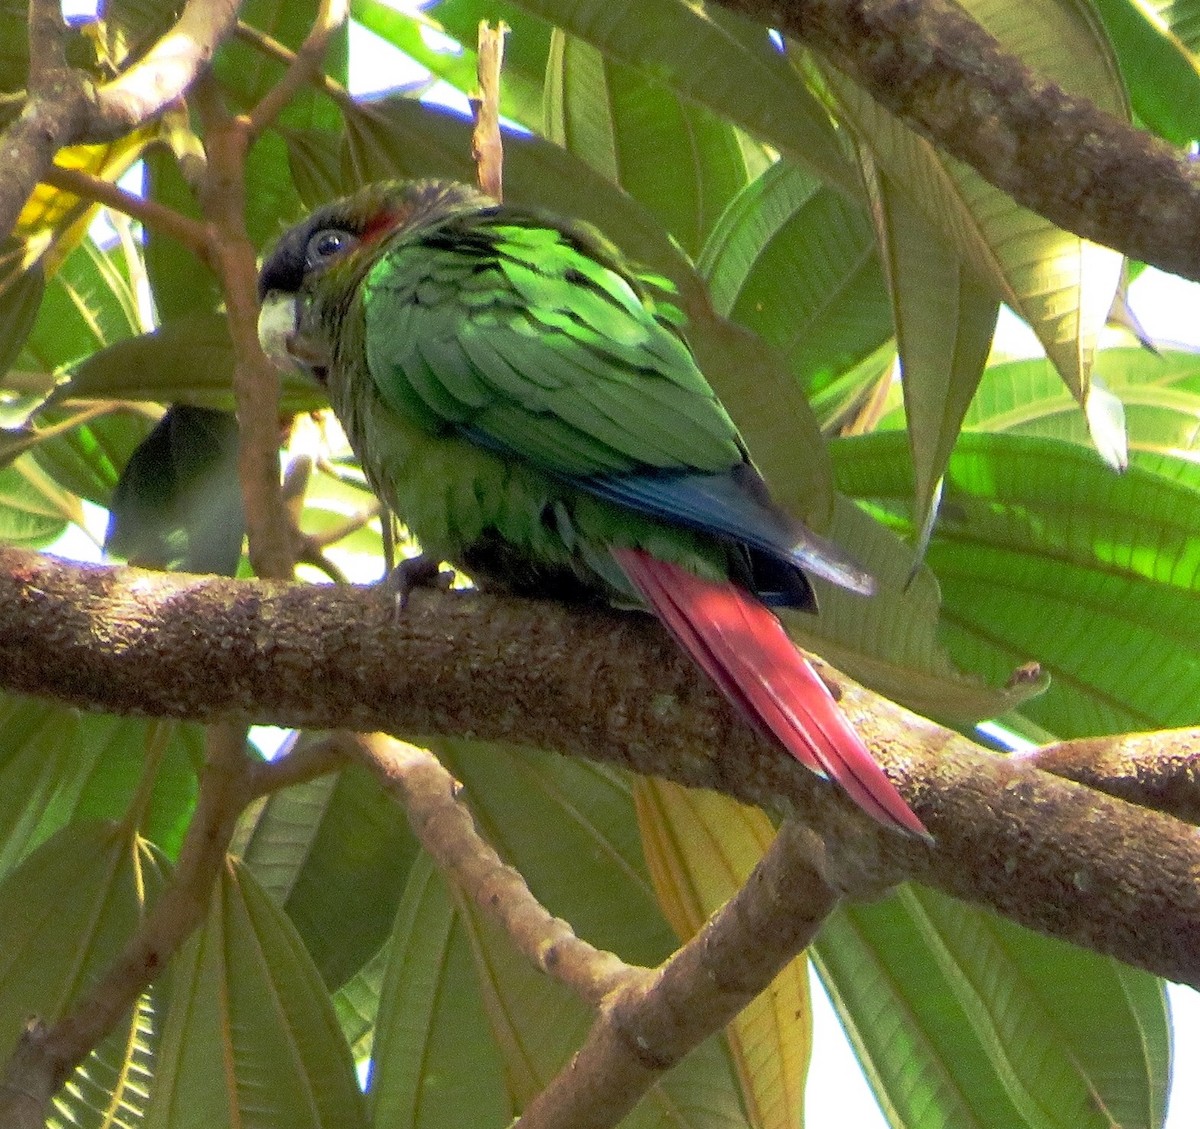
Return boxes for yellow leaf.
[635,778,812,1129]
[14,128,152,281]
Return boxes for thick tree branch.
[2,546,1199,987]
[715,0,1200,281]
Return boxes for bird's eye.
[304,228,357,270]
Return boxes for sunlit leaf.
[1096,0,1200,143]
[863,163,999,545]
[813,0,1128,422]
[448,0,857,189]
[544,30,758,257]
[698,160,893,398]
[835,430,1200,734]
[814,885,1169,1129]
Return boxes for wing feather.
[362,212,742,480]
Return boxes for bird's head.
[257,178,491,382]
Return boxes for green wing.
[361,212,744,479]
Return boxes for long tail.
[613,548,929,839]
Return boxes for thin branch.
[234,22,356,109]
[247,732,349,798]
[2,546,1200,987]
[471,22,508,200]
[27,0,68,80]
[714,0,1200,281]
[246,0,348,136]
[345,733,634,1006]
[516,820,839,1129]
[193,77,294,581]
[39,163,213,264]
[0,723,255,1125]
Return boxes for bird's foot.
[383,553,455,617]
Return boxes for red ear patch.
[362,206,410,244]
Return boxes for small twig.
[343,733,635,1006]
[234,22,355,109]
[516,820,839,1129]
[194,76,294,581]
[470,21,508,200]
[248,732,349,798]
[0,723,255,1122]
[246,0,348,136]
[39,163,213,265]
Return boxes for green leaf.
[450,0,857,190]
[28,408,152,507]
[813,0,1128,417]
[105,405,245,575]
[1148,0,1200,48]
[429,741,785,1125]
[782,493,1039,723]
[282,126,347,210]
[370,836,749,1129]
[698,159,893,398]
[145,859,366,1129]
[0,454,72,545]
[332,939,390,1062]
[367,853,516,1127]
[544,30,758,257]
[1092,0,1200,143]
[864,165,1000,545]
[0,698,200,876]
[834,431,1200,734]
[143,148,223,324]
[428,0,556,105]
[0,821,170,1128]
[237,761,419,989]
[0,251,44,378]
[954,348,1200,461]
[62,312,326,412]
[19,234,141,374]
[813,885,1169,1129]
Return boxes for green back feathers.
[359,207,744,479]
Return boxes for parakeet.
[258,178,927,838]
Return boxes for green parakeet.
[258,178,926,837]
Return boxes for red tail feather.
[613,548,928,838]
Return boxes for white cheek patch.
[258,292,301,370]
